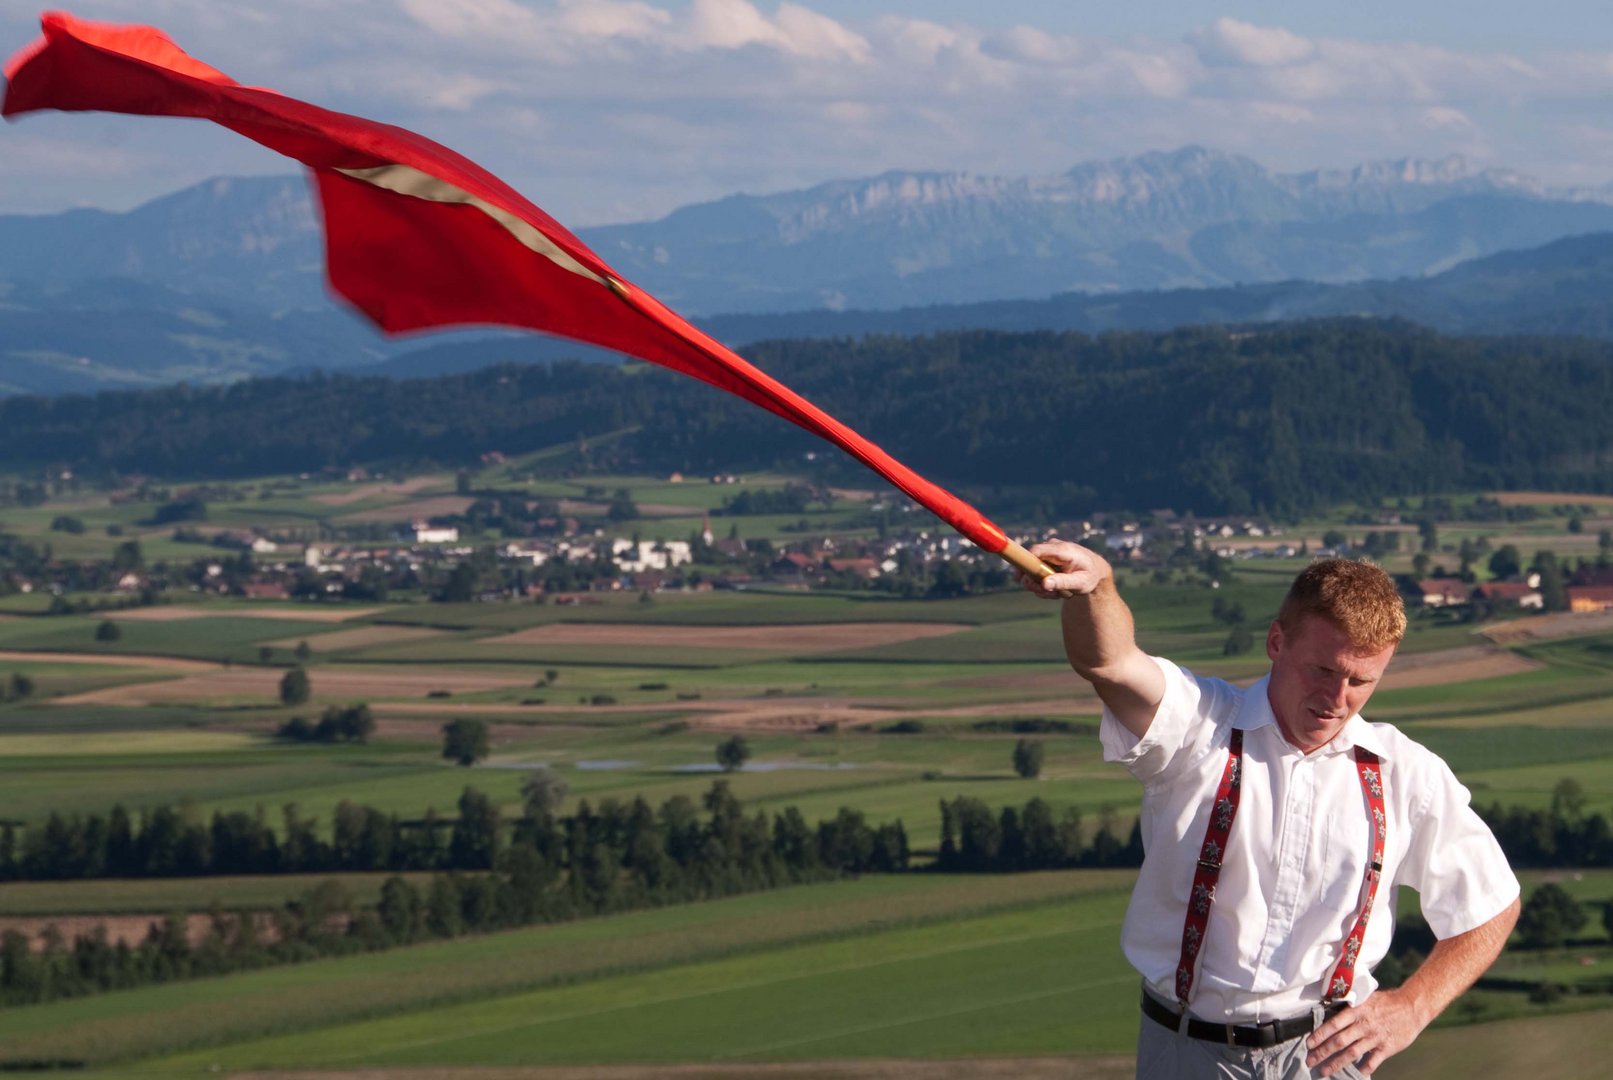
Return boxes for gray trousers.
[1136,1002,1367,1080]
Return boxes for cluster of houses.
[212,511,1301,599]
[1415,569,1613,614]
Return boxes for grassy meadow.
[3,473,1613,1075]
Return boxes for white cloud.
[1423,106,1475,131]
[5,2,1613,224]
[553,0,670,42]
[1193,17,1315,69]
[659,0,869,61]
[400,0,540,40]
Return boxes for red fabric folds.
[3,10,1011,554]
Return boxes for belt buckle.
[1224,1023,1238,1047]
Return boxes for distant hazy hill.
[7,147,1613,319]
[696,232,1613,345]
[0,277,387,396]
[0,176,326,309]
[10,149,1613,393]
[13,230,1613,394]
[586,148,1613,314]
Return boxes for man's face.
[1265,615,1397,753]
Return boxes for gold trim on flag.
[335,164,605,286]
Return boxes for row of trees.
[936,796,1143,872]
[0,782,908,1007]
[0,781,907,885]
[1479,780,1613,868]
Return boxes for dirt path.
[108,605,384,623]
[1487,490,1613,507]
[310,475,443,506]
[337,496,474,524]
[481,623,971,653]
[262,626,445,651]
[52,665,533,707]
[228,1059,1130,1080]
[1479,610,1613,644]
[0,650,220,672]
[375,687,1095,733]
[1379,644,1541,689]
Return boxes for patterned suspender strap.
[1174,728,1243,1007]
[1323,748,1387,1004]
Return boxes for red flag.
[3,11,1048,576]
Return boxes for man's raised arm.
[1020,540,1165,739]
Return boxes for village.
[8,476,1612,616]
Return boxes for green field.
[6,478,1613,1077]
[0,872,1135,1069]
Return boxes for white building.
[413,520,460,544]
[611,538,692,572]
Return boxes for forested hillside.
[3,319,1610,516]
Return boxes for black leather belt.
[1141,990,1343,1048]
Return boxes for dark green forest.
[3,319,1611,516]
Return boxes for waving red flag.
[3,11,1050,577]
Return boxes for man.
[1021,541,1519,1078]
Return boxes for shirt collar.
[1236,674,1392,759]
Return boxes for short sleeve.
[1100,655,1219,785]
[1397,755,1520,939]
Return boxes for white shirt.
[1103,656,1519,1024]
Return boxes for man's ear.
[1266,621,1283,664]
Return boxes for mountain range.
[8,146,1613,393]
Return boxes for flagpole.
[999,541,1054,580]
[602,279,1057,582]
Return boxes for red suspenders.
[1175,729,1243,1006]
[1173,731,1387,1010]
[1325,750,1386,1004]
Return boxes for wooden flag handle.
[998,540,1054,580]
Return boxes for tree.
[2,673,34,704]
[1487,544,1522,580]
[95,619,121,643]
[1012,738,1045,780]
[1418,519,1438,554]
[111,540,143,572]
[294,640,312,662]
[521,769,569,819]
[1532,552,1568,612]
[449,787,500,869]
[442,718,490,767]
[279,667,311,706]
[437,561,476,603]
[1222,625,1254,656]
[715,734,750,773]
[1516,882,1586,949]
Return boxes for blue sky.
[3,1,1612,224]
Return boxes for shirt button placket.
[1258,755,1313,983]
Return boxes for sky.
[2,1,1613,225]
